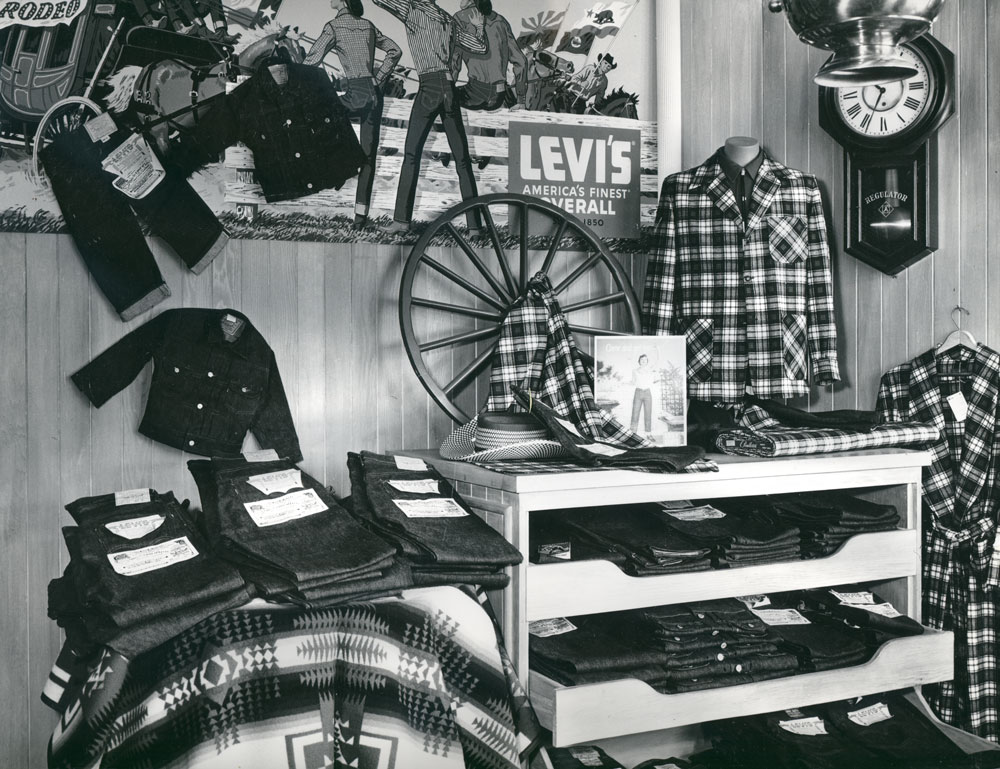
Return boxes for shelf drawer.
[527,528,920,621]
[529,629,953,746]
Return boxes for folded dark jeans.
[349,451,522,568]
[189,457,398,585]
[529,610,669,674]
[655,629,783,652]
[799,587,923,639]
[547,745,625,769]
[511,384,706,471]
[662,514,801,549]
[529,514,629,566]
[64,491,247,628]
[747,397,876,431]
[663,650,799,679]
[626,558,714,576]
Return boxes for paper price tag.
[101,134,165,199]
[107,536,199,576]
[114,488,151,506]
[580,441,627,457]
[243,489,328,527]
[778,716,828,736]
[105,514,165,540]
[847,702,893,727]
[736,595,771,609]
[658,500,697,510]
[529,618,577,637]
[830,590,876,605]
[860,602,903,618]
[947,391,968,421]
[666,505,726,521]
[567,747,602,767]
[394,456,428,471]
[84,112,116,143]
[247,469,302,495]
[392,498,468,518]
[244,449,280,462]
[752,608,811,626]
[387,479,440,494]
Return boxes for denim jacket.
[71,308,302,461]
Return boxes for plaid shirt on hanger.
[642,150,840,403]
[876,344,1000,740]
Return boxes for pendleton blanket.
[49,587,539,769]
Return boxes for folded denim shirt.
[72,308,302,461]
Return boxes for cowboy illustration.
[303,0,402,227]
[565,51,616,113]
[452,0,527,111]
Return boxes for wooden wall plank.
[377,246,405,455]
[324,245,354,495]
[295,242,328,482]
[349,242,382,465]
[0,232,29,767]
[25,235,62,764]
[761,3,787,163]
[855,263,885,408]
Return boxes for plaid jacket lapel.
[701,172,743,229]
[744,159,782,235]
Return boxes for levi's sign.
[508,121,641,240]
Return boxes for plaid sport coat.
[876,344,1000,739]
[642,150,840,403]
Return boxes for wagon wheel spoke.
[561,291,628,314]
[421,253,507,312]
[539,216,570,276]
[419,324,500,353]
[410,297,502,323]
[477,203,519,299]
[552,251,604,296]
[442,221,512,304]
[444,340,499,398]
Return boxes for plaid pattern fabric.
[484,272,650,449]
[642,150,840,403]
[875,344,1000,740]
[303,11,402,84]
[463,456,719,475]
[373,0,486,74]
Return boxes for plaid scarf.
[483,272,650,449]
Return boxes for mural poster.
[0,0,659,242]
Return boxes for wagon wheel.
[399,192,642,424]
[31,97,103,184]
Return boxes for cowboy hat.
[439,411,568,462]
[597,53,617,69]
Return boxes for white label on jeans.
[778,716,828,736]
[665,505,726,521]
[538,542,571,560]
[114,488,151,506]
[243,488,328,527]
[947,391,969,421]
[105,514,165,540]
[579,441,627,457]
[529,618,577,637]
[394,455,428,471]
[247,469,302,495]
[84,112,116,143]
[244,449,280,462]
[658,500,696,510]
[830,590,876,605]
[554,415,584,437]
[392,498,468,518]
[736,595,772,609]
[847,702,893,727]
[860,602,903,618]
[752,608,811,626]
[567,747,602,766]
[101,133,165,199]
[388,479,440,494]
[106,536,199,576]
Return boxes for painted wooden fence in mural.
[223,100,658,224]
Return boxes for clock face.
[834,46,933,138]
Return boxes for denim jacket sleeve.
[250,349,303,463]
[71,310,171,407]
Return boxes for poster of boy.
[594,335,686,446]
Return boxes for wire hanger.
[936,306,978,357]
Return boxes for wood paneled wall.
[2,2,999,766]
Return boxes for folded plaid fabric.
[715,405,939,457]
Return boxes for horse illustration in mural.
[101,27,305,152]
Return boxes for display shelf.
[529,629,954,746]
[527,528,919,621]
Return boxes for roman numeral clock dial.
[818,34,955,275]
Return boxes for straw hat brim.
[439,417,568,462]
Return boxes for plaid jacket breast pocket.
[767,215,808,264]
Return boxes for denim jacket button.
[174,367,180,373]
[736,664,743,673]
[188,440,195,446]
[716,653,725,662]
[207,371,214,378]
[241,386,248,393]
[197,403,204,409]
[295,152,301,158]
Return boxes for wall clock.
[818,34,955,275]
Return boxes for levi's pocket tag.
[105,514,166,540]
[247,469,302,495]
[101,133,165,199]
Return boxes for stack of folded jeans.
[47,489,252,658]
[797,584,923,652]
[770,492,900,558]
[346,452,522,589]
[188,457,404,603]
[660,498,803,568]
[706,690,993,769]
[532,505,712,575]
[530,511,629,567]
[642,599,800,692]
